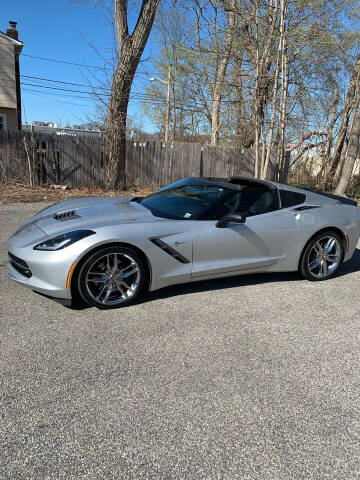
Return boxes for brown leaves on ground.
[0,182,155,204]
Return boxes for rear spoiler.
[310,190,358,207]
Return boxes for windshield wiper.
[130,196,143,204]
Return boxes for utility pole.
[164,65,171,143]
[150,64,172,143]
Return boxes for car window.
[228,188,280,217]
[280,190,306,208]
[140,184,236,220]
[209,194,239,220]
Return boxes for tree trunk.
[179,102,184,141]
[210,1,236,145]
[171,76,176,142]
[334,108,360,196]
[253,0,260,177]
[105,0,161,190]
[262,0,283,180]
[333,93,360,185]
[241,0,279,150]
[325,84,339,163]
[105,71,133,189]
[320,82,339,184]
[327,54,360,181]
[276,1,288,183]
[234,57,245,143]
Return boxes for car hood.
[23,196,159,237]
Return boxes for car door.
[192,188,299,278]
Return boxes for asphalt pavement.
[1,202,360,479]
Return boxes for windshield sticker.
[184,213,192,218]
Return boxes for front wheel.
[77,246,146,309]
[300,231,344,281]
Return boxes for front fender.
[67,222,196,291]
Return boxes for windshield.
[138,179,236,220]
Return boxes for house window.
[0,114,7,131]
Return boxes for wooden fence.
[0,131,282,188]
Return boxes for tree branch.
[291,141,326,167]
[286,130,328,153]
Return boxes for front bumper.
[6,249,76,300]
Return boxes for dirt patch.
[0,182,155,204]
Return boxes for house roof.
[0,31,24,47]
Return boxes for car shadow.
[68,248,360,310]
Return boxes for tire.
[77,246,147,309]
[300,230,344,281]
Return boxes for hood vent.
[54,210,80,221]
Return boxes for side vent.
[151,238,190,264]
[54,210,80,221]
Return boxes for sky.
[1,0,157,131]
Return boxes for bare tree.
[275,0,289,181]
[334,107,360,195]
[261,0,282,179]
[105,0,161,189]
[139,0,359,184]
[210,0,236,145]
[327,54,360,182]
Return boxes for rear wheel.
[78,246,146,309]
[300,231,344,281]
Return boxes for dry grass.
[0,182,155,204]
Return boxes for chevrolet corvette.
[6,176,360,309]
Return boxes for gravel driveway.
[1,203,360,479]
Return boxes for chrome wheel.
[86,252,140,305]
[307,235,341,279]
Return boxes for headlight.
[34,230,95,251]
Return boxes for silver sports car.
[6,176,360,309]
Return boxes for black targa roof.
[201,176,275,190]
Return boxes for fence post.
[0,136,273,187]
[200,147,204,177]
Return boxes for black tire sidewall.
[300,231,344,281]
[78,246,146,309]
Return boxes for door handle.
[175,241,187,246]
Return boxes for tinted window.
[280,190,306,208]
[140,184,236,220]
[230,188,280,217]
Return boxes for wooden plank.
[0,133,281,188]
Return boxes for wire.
[22,54,113,70]
[22,88,97,107]
[19,72,254,90]
[21,75,110,89]
[15,70,253,111]
[21,82,110,97]
[18,80,177,102]
[19,81,180,104]
[17,79,251,107]
[21,82,206,113]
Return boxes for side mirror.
[216,213,246,228]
